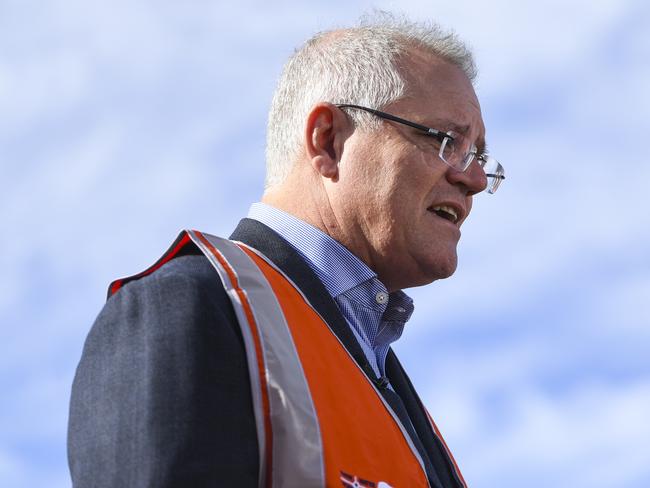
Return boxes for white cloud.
[418,349,650,487]
[0,448,25,488]
[599,275,650,332]
[0,444,70,488]
[478,381,650,487]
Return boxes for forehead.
[391,49,485,139]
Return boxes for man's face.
[328,51,487,290]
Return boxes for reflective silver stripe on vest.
[239,242,431,487]
[187,230,325,488]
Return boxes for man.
[68,15,504,488]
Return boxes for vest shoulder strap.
[107,230,201,299]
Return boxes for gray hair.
[264,12,477,188]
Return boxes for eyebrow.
[419,117,468,134]
[445,122,471,134]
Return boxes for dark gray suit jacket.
[68,219,463,487]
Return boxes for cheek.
[342,140,441,225]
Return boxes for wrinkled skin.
[265,49,488,291]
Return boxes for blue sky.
[1,1,649,486]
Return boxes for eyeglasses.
[337,104,505,194]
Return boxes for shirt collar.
[247,202,377,297]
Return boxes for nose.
[445,160,487,196]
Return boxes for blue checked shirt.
[247,203,414,379]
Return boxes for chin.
[421,253,458,283]
[397,258,457,290]
[381,247,459,290]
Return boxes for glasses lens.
[480,156,505,194]
[439,132,474,171]
[439,136,455,166]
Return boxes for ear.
[304,103,351,182]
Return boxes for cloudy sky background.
[1,0,649,486]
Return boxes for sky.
[1,0,649,486]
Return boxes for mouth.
[427,204,462,225]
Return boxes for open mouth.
[428,205,459,224]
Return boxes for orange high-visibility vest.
[110,230,467,488]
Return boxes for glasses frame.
[336,103,505,194]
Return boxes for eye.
[439,133,459,161]
[418,131,448,149]
[442,135,456,152]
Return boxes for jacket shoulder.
[69,249,259,486]
[107,230,206,298]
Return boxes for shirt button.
[375,291,388,304]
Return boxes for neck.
[262,173,331,235]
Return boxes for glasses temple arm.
[337,104,447,138]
